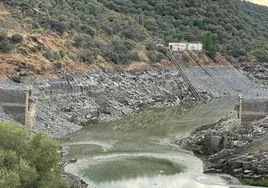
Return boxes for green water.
[62,98,240,188]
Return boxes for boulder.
[242,162,252,170]
[70,158,77,163]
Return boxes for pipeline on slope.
[167,50,202,101]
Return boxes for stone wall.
[0,81,36,128]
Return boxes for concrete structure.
[169,43,202,52]
[241,98,268,123]
[170,51,268,123]
[238,93,243,125]
[0,80,36,129]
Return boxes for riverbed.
[62,98,241,188]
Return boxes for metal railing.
[167,50,202,101]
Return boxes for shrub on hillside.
[10,34,23,44]
[43,50,60,62]
[0,121,70,188]
[49,19,67,34]
[77,50,95,63]
[145,42,157,51]
[0,31,8,41]
[0,31,13,53]
[148,50,165,63]
[59,48,66,58]
[0,40,13,53]
[106,37,139,64]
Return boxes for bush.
[240,178,268,187]
[148,50,165,63]
[0,40,13,53]
[0,31,13,53]
[73,37,85,48]
[0,121,70,188]
[0,31,8,42]
[156,46,168,55]
[106,37,139,64]
[10,34,23,44]
[146,42,157,51]
[80,25,96,37]
[31,28,45,34]
[49,19,67,34]
[181,53,190,62]
[43,50,60,62]
[55,61,63,69]
[77,50,95,63]
[59,48,66,58]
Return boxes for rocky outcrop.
[241,64,268,86]
[177,116,268,180]
[30,67,206,138]
[61,172,88,188]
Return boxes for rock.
[244,170,252,174]
[260,123,268,128]
[256,167,267,175]
[204,168,217,173]
[61,172,88,188]
[260,158,268,167]
[242,162,251,170]
[70,158,77,163]
[10,76,22,83]
[233,168,243,175]
[204,134,222,154]
[262,152,268,158]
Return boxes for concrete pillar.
[238,93,243,125]
[25,89,36,130]
[24,88,29,126]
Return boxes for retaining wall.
[242,98,268,122]
[0,81,36,128]
[0,88,27,125]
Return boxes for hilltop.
[0,0,268,78]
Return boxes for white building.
[169,43,203,51]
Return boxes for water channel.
[62,98,247,188]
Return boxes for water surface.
[63,98,241,188]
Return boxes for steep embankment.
[23,67,195,138]
[172,51,268,98]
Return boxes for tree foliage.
[202,31,217,59]
[2,0,268,63]
[0,121,69,188]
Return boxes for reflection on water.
[63,98,240,188]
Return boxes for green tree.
[0,121,69,188]
[202,31,217,59]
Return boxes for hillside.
[0,0,268,78]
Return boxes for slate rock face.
[30,67,201,138]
